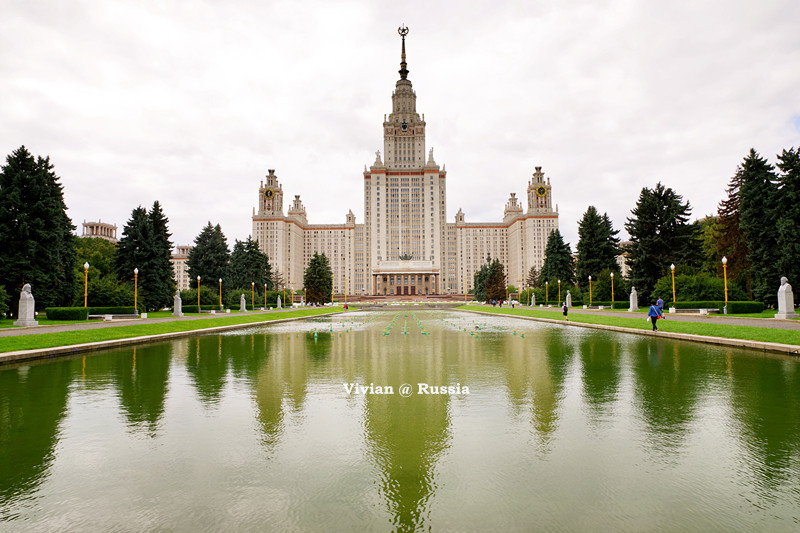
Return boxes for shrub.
[181,286,218,307]
[46,307,90,320]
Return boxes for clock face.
[401,121,408,132]
[264,189,275,199]
[536,186,547,197]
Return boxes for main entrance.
[372,260,440,296]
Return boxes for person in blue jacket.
[648,300,664,331]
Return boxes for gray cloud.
[2,0,798,253]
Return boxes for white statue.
[277,295,282,309]
[240,293,247,312]
[566,290,572,308]
[173,289,184,317]
[14,283,38,326]
[775,277,798,319]
[629,286,639,312]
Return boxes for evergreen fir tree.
[113,207,150,306]
[738,150,779,304]
[145,201,175,309]
[776,147,800,287]
[304,252,332,304]
[576,206,620,287]
[113,203,174,311]
[540,229,575,287]
[0,146,77,311]
[714,168,750,288]
[525,265,539,288]
[624,182,698,302]
[186,223,230,292]
[473,258,491,302]
[227,237,272,291]
[484,258,507,303]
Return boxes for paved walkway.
[0,307,315,338]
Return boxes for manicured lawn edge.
[0,308,343,363]
[456,305,800,355]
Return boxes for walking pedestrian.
[656,296,664,314]
[648,300,663,331]
[562,301,569,321]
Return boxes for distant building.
[251,28,559,296]
[81,220,118,243]
[171,245,193,291]
[617,241,631,278]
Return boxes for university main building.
[251,28,558,297]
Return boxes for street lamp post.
[545,281,549,304]
[670,263,676,303]
[722,256,728,314]
[197,276,201,310]
[264,283,267,309]
[610,272,615,308]
[134,268,139,311]
[83,262,89,307]
[558,279,561,304]
[589,276,593,306]
[251,281,255,310]
[219,278,222,309]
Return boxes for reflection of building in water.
[252,27,559,296]
[503,328,571,444]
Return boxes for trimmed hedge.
[671,301,764,313]
[87,306,137,315]
[725,301,765,314]
[46,307,90,320]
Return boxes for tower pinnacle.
[398,25,409,80]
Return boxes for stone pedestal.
[14,283,38,326]
[628,287,639,312]
[775,277,798,319]
[172,290,184,317]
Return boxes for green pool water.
[1,310,799,531]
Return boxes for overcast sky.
[3,0,799,251]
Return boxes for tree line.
[474,147,799,307]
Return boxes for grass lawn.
[457,304,800,346]
[0,307,343,353]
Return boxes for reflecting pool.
[2,310,800,531]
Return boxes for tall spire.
[398,25,409,80]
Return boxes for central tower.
[364,26,447,296]
[383,26,427,169]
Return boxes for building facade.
[171,245,193,292]
[252,28,558,296]
[81,220,118,243]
